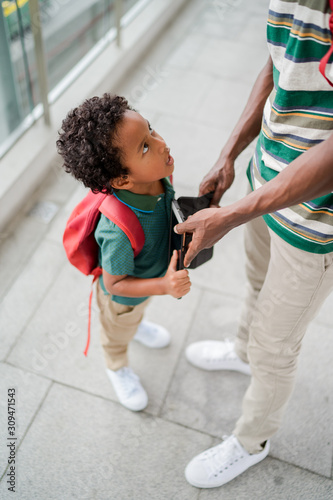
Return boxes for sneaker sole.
[185,442,269,488]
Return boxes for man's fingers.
[183,241,199,268]
[211,182,225,206]
[212,191,222,206]
[199,176,217,197]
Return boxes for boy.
[57,94,191,412]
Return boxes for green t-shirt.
[94,178,175,305]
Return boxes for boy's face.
[112,110,174,190]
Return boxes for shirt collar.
[113,177,174,213]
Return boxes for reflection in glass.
[0,0,141,158]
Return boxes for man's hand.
[175,131,333,268]
[175,208,230,267]
[199,156,235,206]
[163,250,191,298]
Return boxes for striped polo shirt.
[248,0,333,253]
[94,178,174,305]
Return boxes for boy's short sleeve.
[95,214,135,276]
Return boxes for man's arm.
[176,133,333,267]
[201,56,274,206]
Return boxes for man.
[175,0,333,489]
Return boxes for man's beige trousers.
[233,215,333,453]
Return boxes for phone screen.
[171,200,191,270]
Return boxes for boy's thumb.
[169,249,178,271]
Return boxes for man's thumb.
[174,221,186,235]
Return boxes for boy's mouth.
[166,153,174,166]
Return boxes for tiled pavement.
[0,1,332,498]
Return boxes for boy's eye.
[143,143,149,154]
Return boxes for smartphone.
[171,199,190,270]
[169,192,214,271]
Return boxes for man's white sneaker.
[185,435,269,488]
[185,340,251,375]
[106,367,148,411]
[133,320,170,348]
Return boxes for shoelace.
[203,340,237,362]
[117,368,141,398]
[201,437,245,478]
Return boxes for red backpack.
[319,0,333,86]
[63,190,145,355]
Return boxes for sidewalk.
[0,0,332,498]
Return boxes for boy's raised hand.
[164,250,191,298]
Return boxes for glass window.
[0,0,144,158]
[41,0,140,95]
[0,0,39,153]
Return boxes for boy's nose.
[155,136,167,152]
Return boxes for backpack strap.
[83,194,145,357]
[319,0,333,86]
[99,195,145,257]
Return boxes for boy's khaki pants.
[96,281,149,371]
[233,215,333,454]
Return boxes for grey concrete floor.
[1,0,332,499]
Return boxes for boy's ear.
[110,175,133,190]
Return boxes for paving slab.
[193,77,259,132]
[189,2,249,42]
[166,32,210,71]
[161,290,250,437]
[0,382,210,500]
[24,164,77,211]
[0,215,50,302]
[0,363,51,479]
[44,183,88,244]
[188,37,268,84]
[129,65,215,122]
[151,114,232,191]
[116,62,170,110]
[190,0,268,44]
[0,166,77,304]
[115,0,205,96]
[128,288,202,415]
[0,240,65,361]
[239,10,269,47]
[198,456,333,500]
[7,261,202,416]
[271,322,333,477]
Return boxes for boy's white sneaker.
[133,320,170,348]
[185,435,270,488]
[106,367,148,411]
[185,340,251,375]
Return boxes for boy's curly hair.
[56,94,132,194]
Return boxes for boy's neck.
[126,179,165,196]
